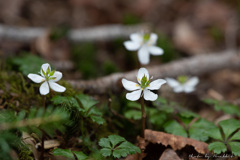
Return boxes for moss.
[18,145,34,160]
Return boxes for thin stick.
[140,97,146,138]
[107,98,135,124]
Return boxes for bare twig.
[68,50,240,94]
[0,23,150,43]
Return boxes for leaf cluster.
[208,119,240,156]
[98,135,140,159]
[0,107,70,159]
[203,99,240,117]
[52,94,105,125]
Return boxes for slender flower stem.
[140,97,146,138]
[40,96,46,160]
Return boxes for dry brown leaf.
[144,129,209,154]
[21,132,39,160]
[159,148,181,160]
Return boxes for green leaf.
[108,135,125,147]
[116,141,141,154]
[87,107,105,125]
[219,119,240,139]
[230,130,240,141]
[75,94,98,110]
[189,119,217,141]
[203,98,219,105]
[52,96,79,110]
[10,54,46,76]
[100,148,112,157]
[98,138,111,148]
[205,127,222,140]
[228,142,240,156]
[72,151,88,160]
[124,110,141,120]
[113,148,128,158]
[99,135,140,158]
[208,142,227,154]
[164,120,187,137]
[179,110,199,119]
[149,110,167,126]
[52,148,74,160]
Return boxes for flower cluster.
[28,63,66,95]
[122,68,166,101]
[124,32,163,65]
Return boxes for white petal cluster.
[122,68,166,101]
[124,32,164,65]
[28,63,66,95]
[166,77,199,93]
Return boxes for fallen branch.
[67,50,240,94]
[0,23,149,43]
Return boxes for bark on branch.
[0,23,149,43]
[67,50,240,94]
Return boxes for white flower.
[28,63,66,95]
[122,68,166,101]
[124,32,164,65]
[165,76,199,93]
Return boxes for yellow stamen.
[141,88,143,90]
[148,84,150,87]
[138,78,140,81]
[41,79,45,82]
[136,84,139,87]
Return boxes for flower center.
[143,33,150,43]
[42,67,55,81]
[177,75,188,84]
[140,75,150,89]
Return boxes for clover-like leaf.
[108,135,125,147]
[99,138,111,148]
[189,119,217,141]
[98,135,140,159]
[230,130,240,141]
[164,120,187,137]
[100,148,112,157]
[228,142,240,157]
[219,119,240,139]
[208,142,227,154]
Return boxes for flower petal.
[130,33,143,43]
[28,74,45,83]
[49,81,66,93]
[148,46,164,55]
[185,77,199,87]
[137,67,149,83]
[147,79,166,90]
[122,79,140,91]
[40,81,49,95]
[173,86,184,93]
[166,78,180,88]
[52,71,62,82]
[148,33,158,45]
[41,63,51,76]
[143,89,158,101]
[124,41,141,51]
[126,90,142,101]
[138,46,150,65]
[183,86,195,93]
